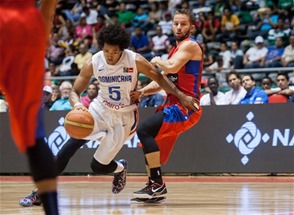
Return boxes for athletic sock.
[39,191,59,215]
[150,167,163,184]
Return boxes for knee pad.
[90,158,117,174]
[27,138,57,182]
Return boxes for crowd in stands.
[0,0,293,112]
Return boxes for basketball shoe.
[133,180,167,199]
[19,190,42,207]
[112,159,128,194]
[130,196,166,204]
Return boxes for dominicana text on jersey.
[92,49,138,112]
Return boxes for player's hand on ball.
[74,102,87,111]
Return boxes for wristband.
[74,102,82,108]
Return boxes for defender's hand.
[130,90,143,104]
[179,95,199,112]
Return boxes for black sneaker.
[112,159,128,194]
[133,181,167,199]
[19,190,42,207]
[130,196,166,204]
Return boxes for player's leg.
[133,111,167,199]
[25,108,59,214]
[90,110,135,194]
[56,138,88,174]
[20,137,87,207]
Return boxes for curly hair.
[98,24,130,50]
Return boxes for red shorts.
[155,105,202,164]
[0,6,46,152]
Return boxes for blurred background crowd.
[0,0,293,112]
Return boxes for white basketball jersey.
[92,49,138,112]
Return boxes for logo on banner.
[226,111,293,165]
[46,117,140,155]
[226,112,270,165]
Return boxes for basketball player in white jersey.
[20,24,198,206]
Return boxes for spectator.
[150,26,170,57]
[205,55,225,73]
[217,7,240,42]
[239,74,268,104]
[51,84,61,105]
[264,37,285,68]
[110,13,125,28]
[158,1,169,20]
[80,5,98,26]
[102,0,120,17]
[212,0,225,20]
[261,76,274,91]
[132,7,151,33]
[91,15,107,53]
[200,77,226,106]
[42,86,53,110]
[201,11,220,42]
[58,19,75,41]
[176,0,191,11]
[130,27,153,61]
[219,42,231,70]
[50,81,72,111]
[58,32,75,51]
[194,12,206,40]
[203,43,214,69]
[192,0,211,17]
[229,41,244,69]
[74,43,93,72]
[224,70,247,105]
[243,36,268,69]
[281,34,294,67]
[52,7,66,32]
[267,17,291,46]
[266,72,294,100]
[80,83,99,108]
[92,15,107,38]
[74,15,93,45]
[250,7,278,39]
[116,2,136,29]
[277,0,293,21]
[158,11,173,36]
[148,2,161,26]
[62,0,83,23]
[47,33,65,65]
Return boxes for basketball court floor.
[1,175,293,215]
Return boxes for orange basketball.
[64,109,94,139]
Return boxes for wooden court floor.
[0,175,293,215]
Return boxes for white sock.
[114,161,124,173]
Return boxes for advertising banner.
[0,104,293,174]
